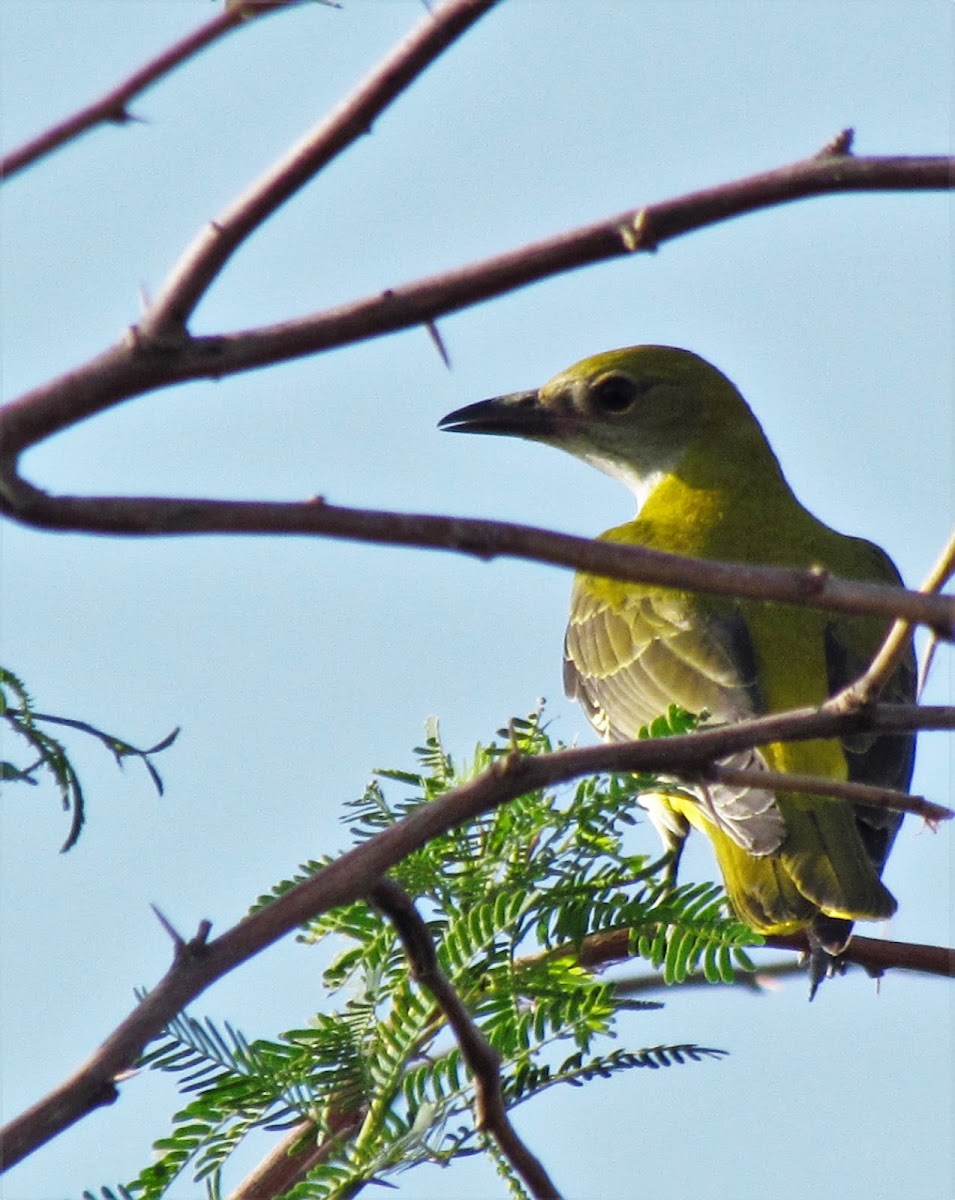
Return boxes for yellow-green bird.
[440,346,915,988]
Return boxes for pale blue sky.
[1,3,952,1198]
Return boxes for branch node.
[133,320,193,353]
[190,918,214,949]
[803,563,830,594]
[501,747,525,775]
[816,127,855,158]
[112,106,148,128]
[618,207,657,253]
[93,1078,121,1107]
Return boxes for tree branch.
[570,927,955,982]
[1,148,950,457]
[696,762,951,825]
[611,958,806,996]
[227,1113,364,1200]
[140,0,498,338]
[0,488,953,635]
[1,700,950,1171]
[370,879,561,1200]
[835,525,955,709]
[0,3,296,180]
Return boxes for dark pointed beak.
[438,389,555,438]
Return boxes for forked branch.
[0,2,299,180]
[1,700,951,1171]
[371,879,561,1200]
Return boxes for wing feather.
[565,586,786,854]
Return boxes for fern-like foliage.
[0,666,178,850]
[105,706,754,1200]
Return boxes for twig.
[0,4,295,180]
[1,700,951,1171]
[370,878,561,1200]
[611,958,806,995]
[695,763,951,824]
[763,931,955,978]
[567,927,955,981]
[835,525,955,709]
[140,0,499,337]
[0,488,952,635]
[227,1112,364,1200]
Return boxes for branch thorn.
[816,127,855,158]
[425,319,452,368]
[151,903,184,947]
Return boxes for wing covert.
[564,584,786,854]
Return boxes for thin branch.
[227,1112,364,1200]
[611,958,806,996]
[140,0,499,337]
[569,927,955,982]
[835,525,955,709]
[763,932,955,978]
[2,150,950,456]
[194,152,954,372]
[0,487,953,635]
[370,879,561,1200]
[0,4,296,180]
[696,763,951,824]
[1,700,950,1171]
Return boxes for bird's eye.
[590,373,639,414]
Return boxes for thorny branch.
[697,762,950,825]
[141,0,498,337]
[1,150,950,455]
[0,2,298,180]
[1,701,952,1171]
[0,489,952,634]
[570,927,955,982]
[1,0,952,1186]
[0,8,950,647]
[371,879,561,1200]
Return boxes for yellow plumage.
[441,346,915,976]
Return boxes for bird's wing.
[564,583,786,854]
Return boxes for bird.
[439,345,915,992]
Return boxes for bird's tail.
[703,795,897,939]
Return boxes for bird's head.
[439,345,772,508]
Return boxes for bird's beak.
[438,389,555,438]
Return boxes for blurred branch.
[1,698,951,1171]
[611,957,806,996]
[227,1113,363,1200]
[370,879,561,1200]
[1,486,953,635]
[0,3,297,180]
